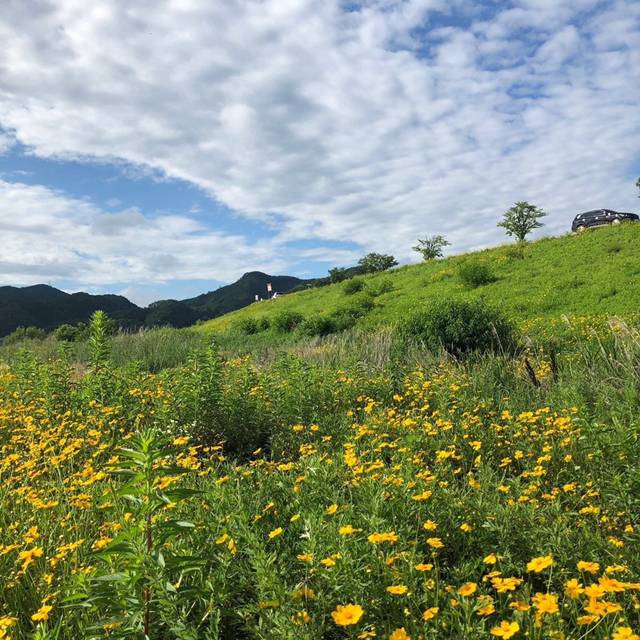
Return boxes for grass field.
[1,226,640,639]
[200,224,640,339]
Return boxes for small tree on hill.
[636,176,640,197]
[412,235,450,261]
[328,267,349,283]
[498,201,546,242]
[358,252,398,273]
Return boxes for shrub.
[358,252,398,273]
[396,299,517,357]
[298,315,336,337]
[367,278,393,296]
[3,326,47,345]
[273,310,304,333]
[234,318,260,335]
[343,278,365,295]
[458,261,496,288]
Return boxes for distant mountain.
[182,271,311,319]
[0,272,312,338]
[0,284,144,337]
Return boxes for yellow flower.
[490,621,520,639]
[297,553,314,563]
[415,563,433,571]
[368,531,398,544]
[612,628,640,640]
[326,504,338,515]
[564,579,584,599]
[331,604,364,626]
[484,553,498,565]
[339,524,362,535]
[290,514,301,522]
[460,523,473,533]
[386,585,408,595]
[172,436,190,446]
[389,628,411,640]
[292,610,311,625]
[527,555,554,573]
[423,520,438,531]
[509,601,530,612]
[422,607,439,621]
[268,527,283,540]
[491,577,523,593]
[532,592,559,616]
[426,537,444,549]
[458,582,478,597]
[577,561,600,574]
[31,605,53,622]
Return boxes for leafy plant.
[67,429,209,639]
[357,252,398,273]
[498,201,546,242]
[343,278,364,295]
[396,298,517,357]
[272,310,304,333]
[412,235,450,261]
[458,261,496,288]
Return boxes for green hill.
[200,224,640,338]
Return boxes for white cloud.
[0,0,639,289]
[0,179,287,288]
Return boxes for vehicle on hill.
[572,209,638,232]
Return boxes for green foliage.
[328,266,349,283]
[498,201,546,242]
[2,325,47,345]
[66,429,210,639]
[397,298,517,357]
[357,252,398,273]
[54,322,89,342]
[343,278,364,295]
[412,235,450,261]
[272,310,304,333]
[88,311,114,370]
[298,315,336,337]
[457,261,496,288]
[367,278,393,297]
[233,317,269,335]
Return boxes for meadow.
[1,304,639,640]
[1,226,640,639]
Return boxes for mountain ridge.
[0,271,312,338]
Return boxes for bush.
[234,317,270,335]
[343,278,365,295]
[367,278,393,296]
[396,299,517,357]
[458,261,496,288]
[273,310,304,333]
[3,326,47,345]
[298,315,336,337]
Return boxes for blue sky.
[0,0,638,306]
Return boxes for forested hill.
[0,272,309,338]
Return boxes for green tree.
[358,252,398,273]
[498,201,546,242]
[328,266,349,283]
[412,235,450,261]
[636,176,640,196]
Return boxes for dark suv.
[572,209,638,232]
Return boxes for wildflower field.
[1,312,639,639]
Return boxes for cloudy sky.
[1,0,639,305]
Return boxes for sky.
[0,0,639,306]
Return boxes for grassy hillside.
[200,225,640,337]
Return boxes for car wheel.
[612,218,621,225]
[576,225,586,233]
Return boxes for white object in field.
[255,294,259,302]
[266,282,272,293]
